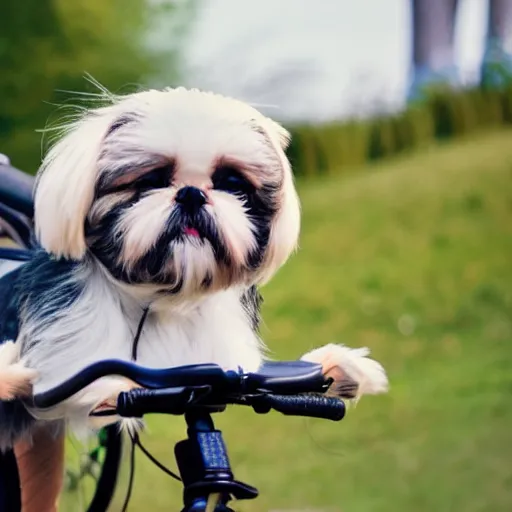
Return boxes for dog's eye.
[212,166,254,194]
[133,165,172,191]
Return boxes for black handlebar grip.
[254,394,346,421]
[117,387,194,417]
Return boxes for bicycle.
[0,154,348,511]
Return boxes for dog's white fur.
[0,87,388,440]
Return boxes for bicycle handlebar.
[32,360,232,408]
[31,359,345,422]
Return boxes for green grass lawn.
[66,130,512,511]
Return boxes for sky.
[182,0,488,122]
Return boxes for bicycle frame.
[0,450,21,511]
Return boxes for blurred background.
[2,0,512,511]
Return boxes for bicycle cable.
[120,438,136,512]
[120,307,149,511]
[131,306,149,361]
[120,306,182,510]
[133,434,181,481]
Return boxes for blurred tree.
[408,0,458,101]
[0,0,191,173]
[409,0,512,98]
[481,0,512,89]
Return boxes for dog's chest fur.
[16,252,264,395]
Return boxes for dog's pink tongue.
[184,227,200,237]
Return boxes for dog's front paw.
[0,341,38,400]
[80,377,145,436]
[301,343,388,401]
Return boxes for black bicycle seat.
[0,156,34,218]
[245,361,327,394]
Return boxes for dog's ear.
[34,109,115,260]
[252,117,301,285]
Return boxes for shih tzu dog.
[0,87,388,446]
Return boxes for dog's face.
[34,88,300,294]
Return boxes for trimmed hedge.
[286,84,512,177]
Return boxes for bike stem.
[175,408,259,512]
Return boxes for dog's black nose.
[175,186,207,212]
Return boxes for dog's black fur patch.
[0,251,82,448]
[244,184,279,269]
[240,285,263,332]
[15,250,83,336]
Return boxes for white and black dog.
[0,87,388,446]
